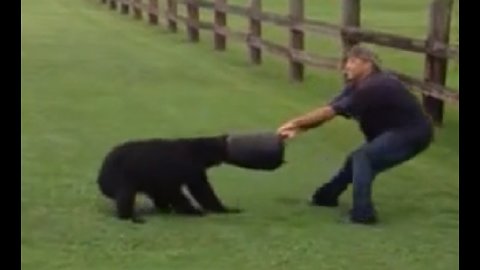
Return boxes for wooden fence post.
[341,0,360,58]
[148,0,159,25]
[249,0,262,64]
[167,0,178,32]
[186,0,200,42]
[423,0,453,126]
[120,0,130,14]
[214,0,227,51]
[133,0,142,19]
[289,0,304,81]
[109,0,118,10]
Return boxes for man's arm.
[277,105,337,139]
[277,86,355,139]
[287,105,337,130]
[292,84,353,129]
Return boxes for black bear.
[97,135,241,223]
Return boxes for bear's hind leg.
[147,192,172,214]
[116,186,144,223]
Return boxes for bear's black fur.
[97,135,241,223]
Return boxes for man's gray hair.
[346,45,382,71]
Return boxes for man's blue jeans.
[314,127,433,218]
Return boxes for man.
[277,45,433,224]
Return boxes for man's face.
[343,57,372,81]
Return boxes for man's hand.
[277,121,302,140]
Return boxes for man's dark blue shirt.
[329,72,433,142]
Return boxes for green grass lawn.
[21,0,459,269]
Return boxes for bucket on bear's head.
[225,131,285,171]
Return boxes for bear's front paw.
[211,207,243,214]
[226,208,243,214]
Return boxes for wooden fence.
[101,0,459,126]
